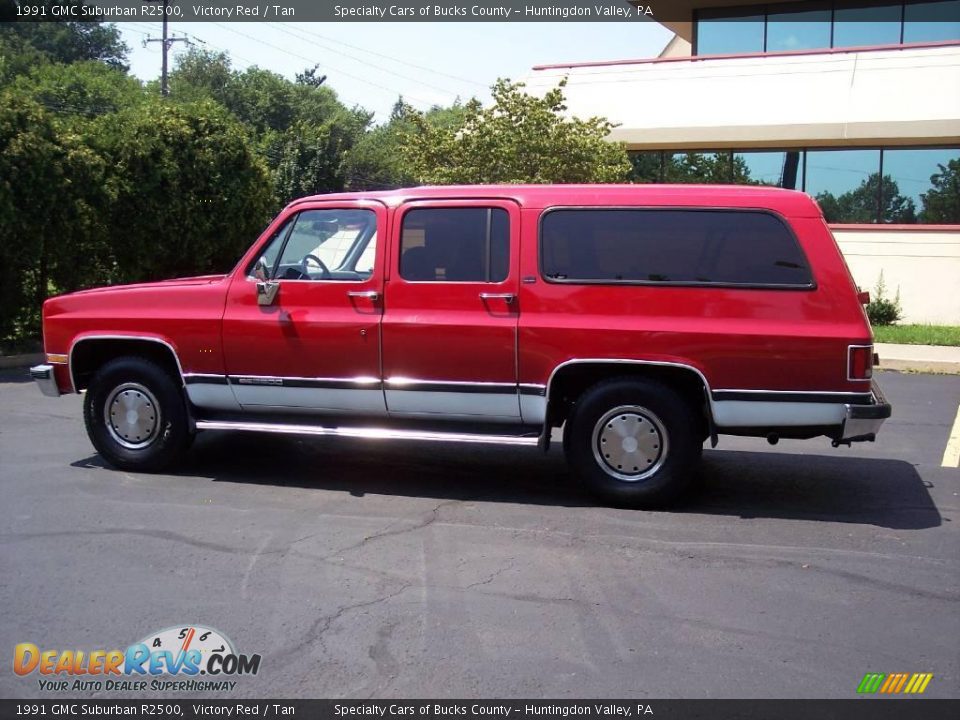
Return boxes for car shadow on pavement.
[0,368,38,384]
[72,431,939,530]
[694,449,938,530]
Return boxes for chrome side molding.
[194,419,540,446]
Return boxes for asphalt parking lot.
[1,369,958,699]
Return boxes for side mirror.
[253,257,270,282]
[257,280,279,306]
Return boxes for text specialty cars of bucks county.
[30,184,892,506]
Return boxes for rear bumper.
[838,380,891,443]
[30,364,62,398]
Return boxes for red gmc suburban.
[31,184,891,506]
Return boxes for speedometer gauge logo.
[136,625,235,672]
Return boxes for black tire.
[564,378,702,507]
[83,356,191,472]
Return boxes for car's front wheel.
[83,357,191,472]
[565,378,702,507]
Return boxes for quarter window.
[540,209,813,287]
[400,208,510,282]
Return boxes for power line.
[275,23,488,89]
[210,22,439,109]
[268,24,467,98]
[175,31,259,70]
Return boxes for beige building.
[524,0,960,324]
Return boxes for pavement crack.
[0,528,249,556]
[272,582,412,666]
[465,559,516,589]
[322,499,461,559]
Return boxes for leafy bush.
[866,271,903,326]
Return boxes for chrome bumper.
[837,380,891,444]
[30,364,61,398]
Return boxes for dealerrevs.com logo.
[13,625,261,693]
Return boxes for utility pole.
[143,0,190,96]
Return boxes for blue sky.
[117,21,672,121]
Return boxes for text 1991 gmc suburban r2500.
[31,184,891,506]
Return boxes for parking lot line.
[942,403,960,468]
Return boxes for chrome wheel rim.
[592,405,668,482]
[104,383,161,450]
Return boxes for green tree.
[920,159,960,224]
[343,98,468,191]
[0,91,113,340]
[93,99,273,282]
[167,48,234,104]
[170,50,371,207]
[398,79,631,184]
[816,173,916,224]
[0,3,128,72]
[10,59,143,120]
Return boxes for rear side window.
[400,208,509,282]
[540,209,813,287]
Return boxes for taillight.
[848,345,874,380]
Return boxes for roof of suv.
[289,184,823,217]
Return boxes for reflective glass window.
[696,9,765,54]
[903,0,960,43]
[884,148,960,223]
[806,149,883,223]
[734,151,805,189]
[665,152,732,183]
[766,3,832,52]
[833,2,903,47]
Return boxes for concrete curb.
[876,342,960,375]
[0,353,43,370]
[878,360,960,375]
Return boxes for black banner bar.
[1,700,960,720]
[1,1,699,24]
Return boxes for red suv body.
[31,184,891,505]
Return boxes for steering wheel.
[300,253,330,279]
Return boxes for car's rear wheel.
[83,357,190,472]
[565,378,702,507]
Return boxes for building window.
[626,146,960,225]
[883,148,960,223]
[695,8,765,55]
[694,0,960,55]
[665,152,733,183]
[833,1,903,47]
[629,151,663,183]
[766,2,832,52]
[734,151,805,189]
[904,0,960,42]
[805,149,886,223]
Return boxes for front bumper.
[838,380,891,443]
[30,364,62,398]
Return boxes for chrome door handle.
[348,290,380,300]
[479,292,516,303]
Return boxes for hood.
[65,274,229,297]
